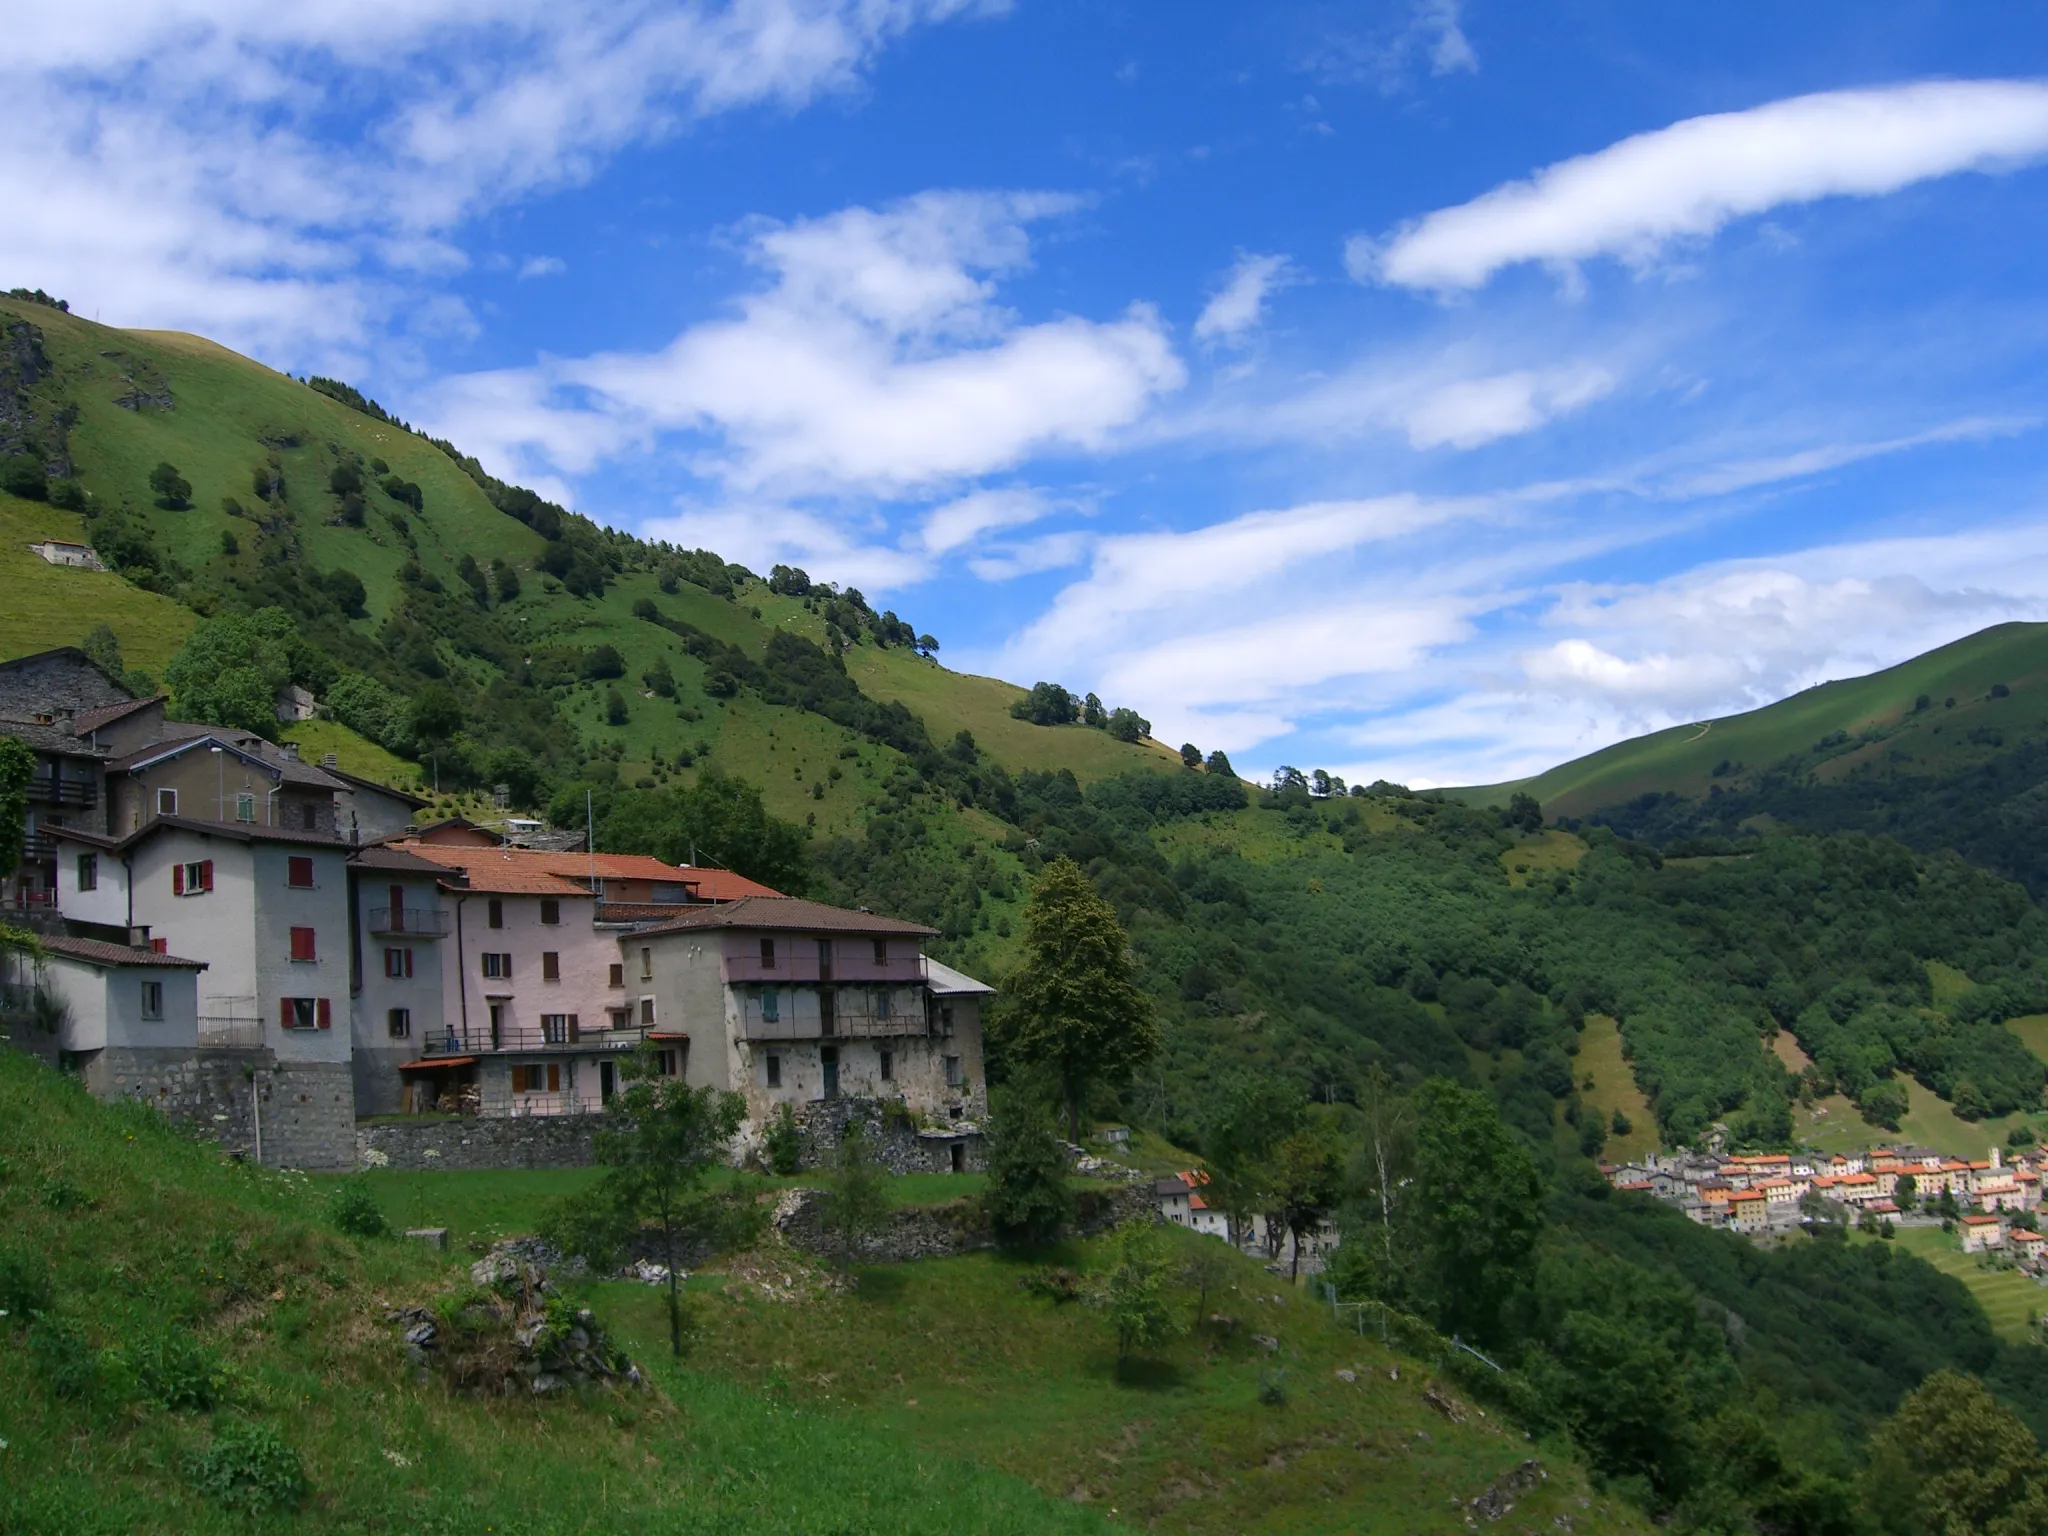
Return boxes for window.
[607,1007,633,1031]
[481,953,512,980]
[875,988,891,1022]
[383,947,412,980]
[766,1052,781,1088]
[939,1003,955,1036]
[512,1063,561,1094]
[760,986,779,1023]
[541,951,560,982]
[539,898,560,925]
[234,792,255,823]
[280,997,329,1030]
[289,926,317,962]
[609,962,625,988]
[873,938,888,965]
[541,1013,571,1044]
[655,1047,682,1078]
[759,936,776,968]
[156,787,177,816]
[76,853,97,892]
[299,803,318,831]
[287,856,314,888]
[639,996,656,1026]
[140,981,163,1020]
[879,1048,893,1082]
[487,898,504,929]
[387,1007,411,1039]
[640,946,653,981]
[173,860,213,895]
[944,1055,962,1088]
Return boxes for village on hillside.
[1605,1143,2048,1263]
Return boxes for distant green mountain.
[1458,622,2048,897]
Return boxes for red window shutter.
[280,998,292,1029]
[150,938,167,954]
[404,949,414,979]
[290,927,316,962]
[317,998,332,1029]
[173,864,184,895]
[546,1064,560,1092]
[200,860,214,892]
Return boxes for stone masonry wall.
[356,1115,600,1172]
[83,1048,358,1171]
[789,1096,986,1176]
[775,1177,1154,1264]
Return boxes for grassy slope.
[347,1166,1642,1536]
[1459,621,2048,819]
[1852,1227,2047,1345]
[0,490,195,669]
[1,299,1167,819]
[1,1055,1640,1536]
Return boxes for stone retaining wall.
[790,1097,986,1176]
[775,1176,1154,1264]
[356,1114,601,1172]
[83,1048,357,1171]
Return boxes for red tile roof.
[71,696,164,735]
[393,841,783,900]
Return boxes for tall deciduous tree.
[981,1090,1072,1250]
[1863,1370,2048,1536]
[1202,1071,1304,1253]
[1003,856,1159,1141]
[0,735,34,876]
[1406,1078,1545,1346]
[600,771,809,894]
[592,1049,745,1356]
[1100,1220,1182,1365]
[1270,1127,1342,1281]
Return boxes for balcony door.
[817,937,833,981]
[819,988,836,1038]
[821,1046,839,1100]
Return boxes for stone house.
[105,727,347,837]
[628,896,990,1135]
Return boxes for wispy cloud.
[1193,253,1297,344]
[1360,79,2048,292]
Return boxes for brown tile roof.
[673,866,785,900]
[74,815,349,853]
[349,845,454,876]
[631,895,937,938]
[39,934,206,969]
[394,841,781,898]
[110,728,348,790]
[324,766,427,807]
[391,843,600,896]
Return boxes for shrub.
[764,1102,802,1175]
[582,644,626,680]
[133,1331,229,1411]
[186,1421,308,1514]
[28,1316,98,1399]
[1019,1266,1084,1303]
[148,461,193,509]
[0,1241,53,1324]
[327,1178,388,1238]
[1,453,49,500]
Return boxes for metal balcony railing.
[19,830,55,862]
[197,1017,264,1049]
[419,1023,648,1056]
[367,906,451,938]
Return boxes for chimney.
[281,742,300,761]
[321,753,338,770]
[1993,1147,2003,1170]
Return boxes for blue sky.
[12,3,2048,787]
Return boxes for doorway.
[599,1060,616,1104]
[950,1141,965,1174]
[821,1046,839,1100]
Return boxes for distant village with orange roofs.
[1604,1143,2048,1260]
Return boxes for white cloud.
[427,192,1185,496]
[1363,79,2048,292]
[1418,0,1477,77]
[967,531,1093,581]
[1403,365,1614,449]
[0,1,992,353]
[919,487,1056,554]
[641,503,931,592]
[1193,253,1296,343]
[518,256,567,280]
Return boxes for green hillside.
[0,1050,1640,1536]
[1463,621,2048,818]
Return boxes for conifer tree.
[1003,856,1159,1141]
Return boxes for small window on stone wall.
[140,981,163,1020]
